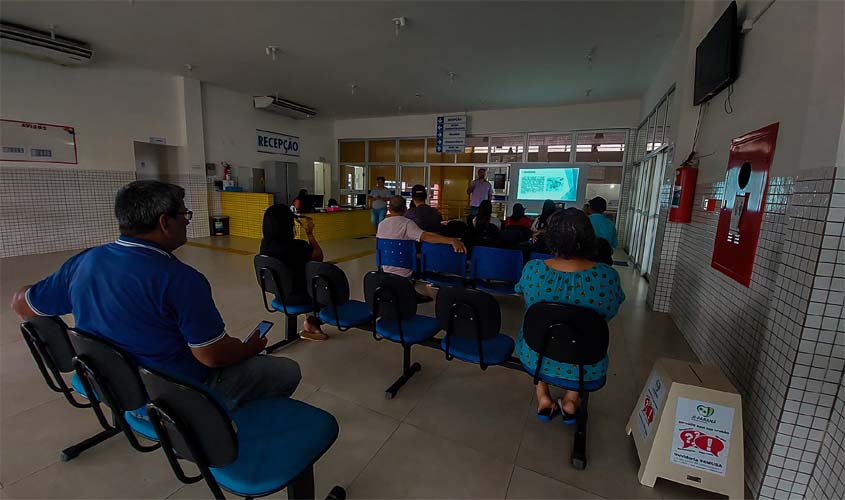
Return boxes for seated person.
[587,196,618,251]
[405,184,443,233]
[471,199,502,230]
[260,204,328,341]
[327,198,339,207]
[377,196,466,302]
[291,189,310,214]
[530,199,558,254]
[505,203,533,229]
[515,208,625,419]
[11,181,301,411]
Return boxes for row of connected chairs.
[254,251,608,469]
[20,318,346,500]
[375,238,552,294]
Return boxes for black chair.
[306,261,371,331]
[441,220,469,239]
[254,255,315,352]
[19,317,119,461]
[364,271,440,399]
[435,287,515,370]
[67,329,160,452]
[522,302,610,470]
[140,366,345,500]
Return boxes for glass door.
[339,164,365,206]
[399,165,428,197]
[429,165,474,220]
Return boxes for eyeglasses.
[173,210,193,221]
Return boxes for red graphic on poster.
[679,429,726,456]
[642,396,655,424]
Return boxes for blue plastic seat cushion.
[125,410,158,441]
[375,315,440,344]
[442,334,515,365]
[211,397,339,497]
[271,299,313,315]
[318,300,372,328]
[70,372,89,398]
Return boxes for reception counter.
[218,191,372,241]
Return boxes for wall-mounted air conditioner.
[253,96,317,120]
[1,22,93,66]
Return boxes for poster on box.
[636,370,667,440]
[670,397,734,476]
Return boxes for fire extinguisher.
[222,162,232,181]
[668,164,698,223]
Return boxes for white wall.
[640,0,844,182]
[0,53,184,171]
[333,99,641,139]
[201,83,334,192]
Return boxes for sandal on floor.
[299,330,328,341]
[557,398,577,425]
[536,403,560,422]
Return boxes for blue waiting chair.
[469,246,525,294]
[375,238,417,274]
[420,242,468,287]
[20,317,120,461]
[67,329,160,452]
[521,302,610,470]
[306,261,372,331]
[435,287,515,370]
[140,366,345,500]
[364,271,440,399]
[529,251,553,262]
[254,255,315,351]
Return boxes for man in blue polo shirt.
[11,180,300,410]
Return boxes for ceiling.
[1,1,684,118]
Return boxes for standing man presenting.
[369,176,393,229]
[467,168,493,217]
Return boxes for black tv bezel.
[693,0,739,106]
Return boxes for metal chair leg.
[265,315,301,353]
[571,392,590,470]
[288,465,315,500]
[59,428,120,462]
[384,345,421,400]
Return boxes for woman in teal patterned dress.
[515,208,625,419]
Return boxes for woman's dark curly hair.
[545,207,597,259]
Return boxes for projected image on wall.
[517,168,579,201]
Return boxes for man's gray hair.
[115,180,185,236]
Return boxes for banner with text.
[257,129,300,157]
[1,119,78,164]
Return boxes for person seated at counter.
[515,208,625,420]
[260,204,328,341]
[405,184,442,233]
[369,177,393,228]
[12,180,302,411]
[377,196,466,303]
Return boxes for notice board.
[0,119,78,164]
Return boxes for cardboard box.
[626,358,744,499]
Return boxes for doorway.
[133,141,179,182]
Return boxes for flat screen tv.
[516,168,579,201]
[693,1,739,105]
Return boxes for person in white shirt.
[377,196,466,302]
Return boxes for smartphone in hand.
[243,320,274,343]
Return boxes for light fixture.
[392,17,407,38]
[448,71,456,85]
[415,92,422,98]
[265,45,280,61]
[184,63,193,74]
[610,184,616,189]
[350,83,357,96]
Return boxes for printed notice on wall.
[636,369,667,441]
[0,119,78,164]
[670,397,734,476]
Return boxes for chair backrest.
[306,261,351,307]
[139,367,238,467]
[364,271,417,321]
[68,329,148,412]
[420,242,467,278]
[500,226,533,248]
[470,246,524,283]
[435,286,500,341]
[21,316,75,373]
[375,238,417,271]
[522,302,609,368]
[529,251,554,262]
[254,254,298,308]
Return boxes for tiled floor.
[0,236,723,499]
